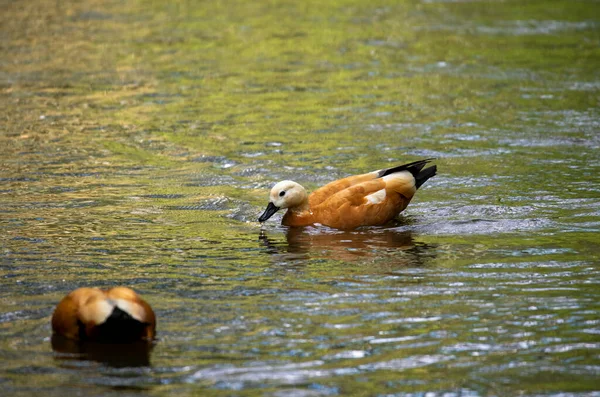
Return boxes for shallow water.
[1,0,599,396]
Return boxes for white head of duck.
[258,180,308,222]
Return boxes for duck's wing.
[309,159,435,207]
[313,169,423,229]
[51,287,104,340]
[308,171,377,207]
[106,287,156,336]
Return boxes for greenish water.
[1,0,599,395]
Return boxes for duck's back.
[308,172,377,207]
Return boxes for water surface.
[1,0,599,396]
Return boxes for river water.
[1,0,599,396]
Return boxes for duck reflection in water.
[51,334,154,368]
[259,224,434,266]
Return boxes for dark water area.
[1,0,599,396]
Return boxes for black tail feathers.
[414,165,437,189]
[377,158,436,189]
[91,307,148,343]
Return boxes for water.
[1,0,599,395]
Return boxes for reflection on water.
[1,0,599,395]
[51,335,153,368]
[259,224,434,266]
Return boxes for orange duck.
[51,287,156,343]
[258,159,436,230]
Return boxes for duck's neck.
[282,200,313,226]
[289,199,311,214]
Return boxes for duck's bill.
[258,202,280,222]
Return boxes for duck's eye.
[279,191,286,197]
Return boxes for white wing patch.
[382,171,416,196]
[80,299,114,325]
[114,299,144,322]
[382,171,412,184]
[366,188,386,204]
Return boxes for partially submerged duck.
[258,159,436,230]
[51,287,156,343]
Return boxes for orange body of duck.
[258,159,437,230]
[51,287,156,343]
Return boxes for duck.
[51,287,156,343]
[258,159,436,230]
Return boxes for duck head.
[258,180,308,222]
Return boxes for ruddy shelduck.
[51,287,156,343]
[258,159,436,229]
